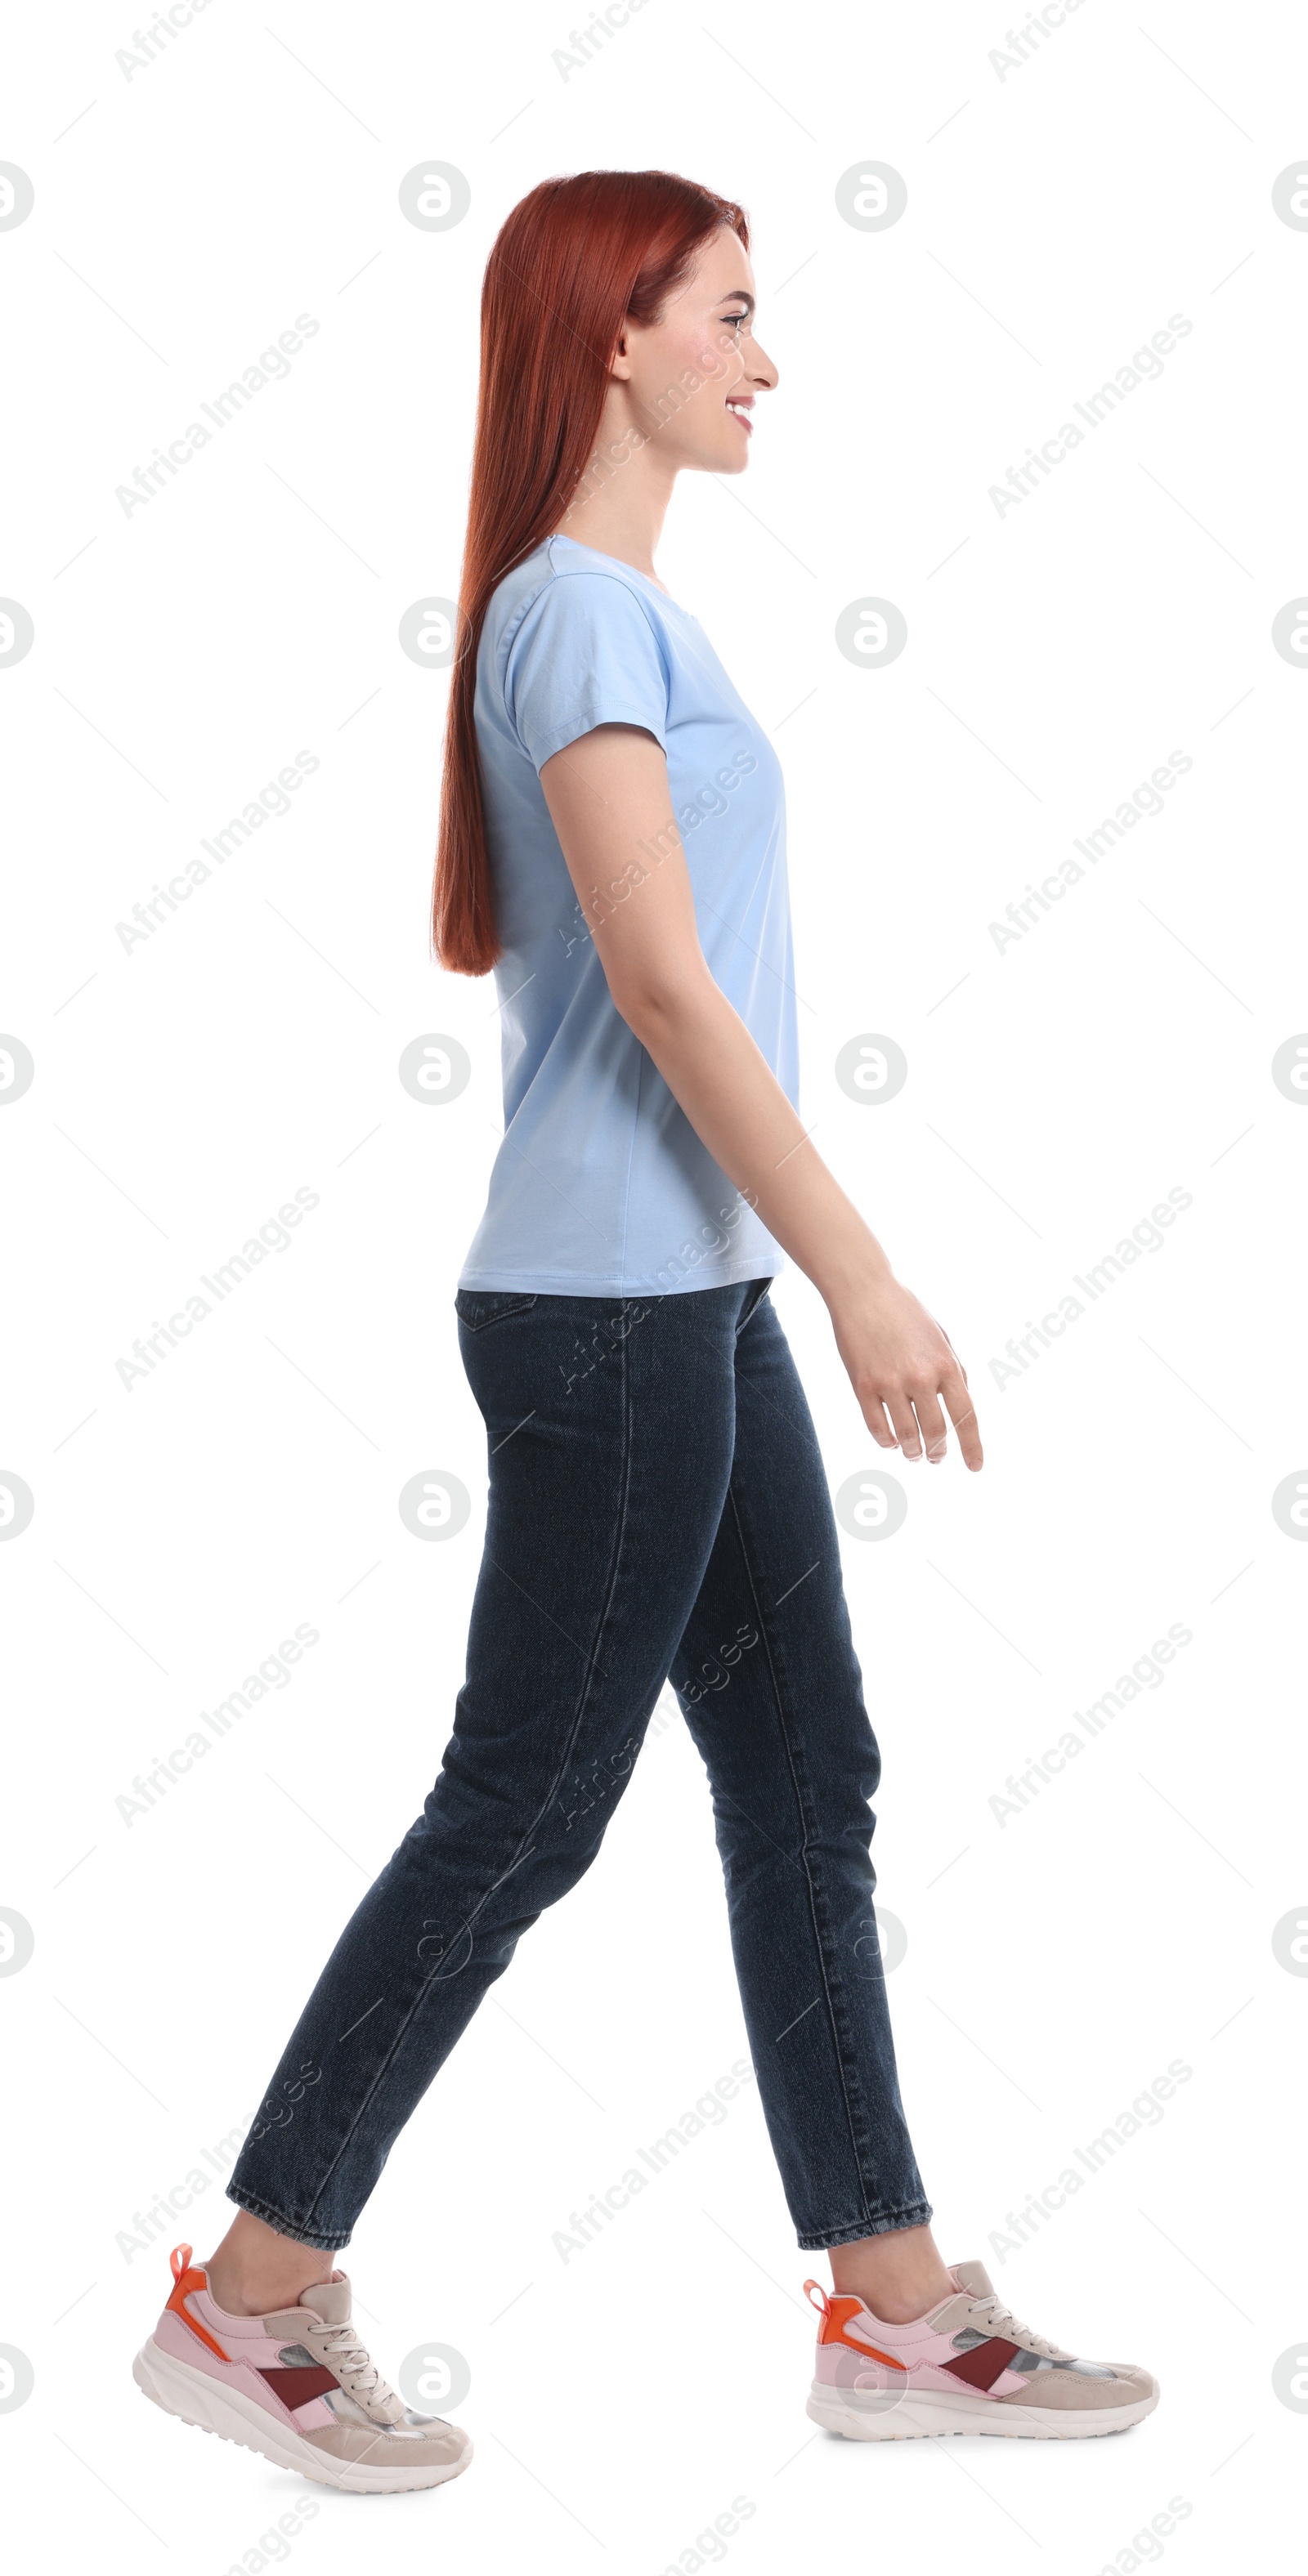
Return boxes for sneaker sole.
[807,2377,1159,2441]
[133,2337,473,2493]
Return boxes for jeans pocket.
[455,1289,540,1333]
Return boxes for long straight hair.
[432,169,748,976]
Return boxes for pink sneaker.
[804,2259,1159,2440]
[133,2244,473,2493]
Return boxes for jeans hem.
[797,2200,934,2252]
[225,2180,350,2255]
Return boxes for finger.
[910,1388,951,1463]
[858,1391,898,1451]
[885,1392,924,1458]
[933,1316,970,1386]
[942,1368,983,1471]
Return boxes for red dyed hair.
[432,169,749,976]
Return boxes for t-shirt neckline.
[547,530,688,614]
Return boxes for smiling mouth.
[726,398,753,434]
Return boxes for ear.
[609,322,634,382]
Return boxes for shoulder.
[532,539,665,636]
[498,543,670,683]
[485,542,653,669]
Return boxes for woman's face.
[614,225,778,474]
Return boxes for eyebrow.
[718,290,755,313]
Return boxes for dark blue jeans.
[227,1279,931,2253]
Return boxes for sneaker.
[133,2243,473,2493]
[804,2258,1159,2441]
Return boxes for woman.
[133,169,1158,2490]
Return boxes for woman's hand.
[539,729,984,1472]
[829,1272,983,1469]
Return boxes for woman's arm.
[540,723,981,1469]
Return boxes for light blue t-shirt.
[458,533,799,1297]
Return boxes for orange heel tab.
[165,2243,229,2363]
[805,2285,899,2361]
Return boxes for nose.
[746,328,778,392]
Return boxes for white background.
[2,1,1306,2569]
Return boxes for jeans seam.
[223,2179,350,2252]
[724,1476,883,2233]
[797,2201,934,2252]
[284,1311,639,2240]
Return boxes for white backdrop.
[2,1,1306,2568]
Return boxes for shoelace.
[966,2293,1060,2359]
[312,2319,401,2413]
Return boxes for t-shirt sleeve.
[503,571,670,771]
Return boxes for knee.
[553,1730,643,1840]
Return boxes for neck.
[553,390,679,582]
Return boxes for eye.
[723,309,748,334]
